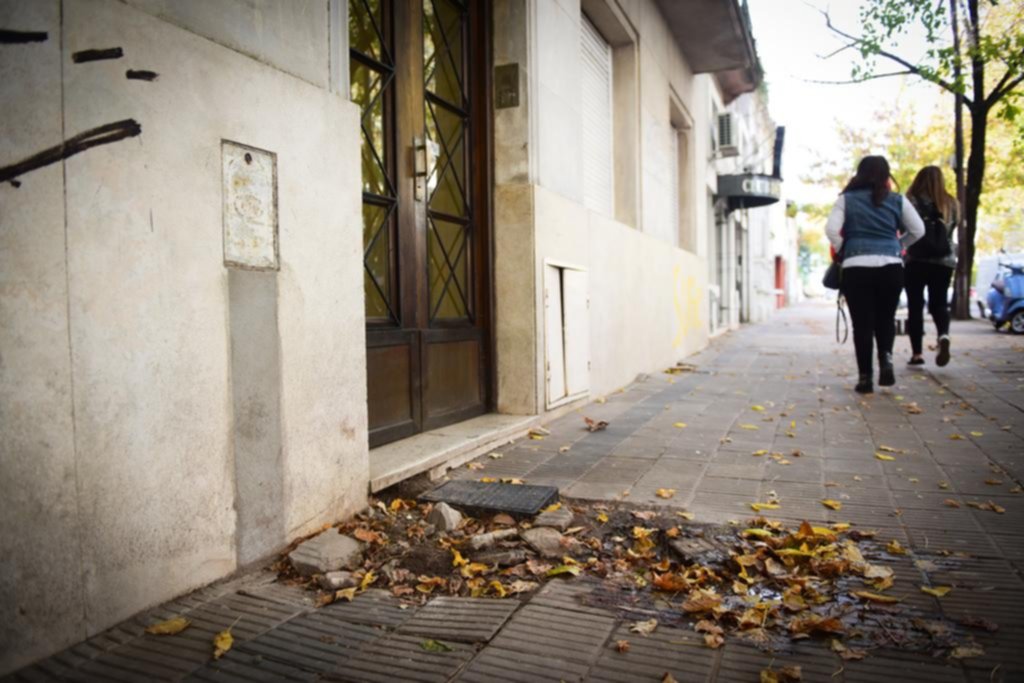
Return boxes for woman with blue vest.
[826,156,925,394]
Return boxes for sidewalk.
[7,302,1023,682]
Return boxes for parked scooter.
[985,262,1024,333]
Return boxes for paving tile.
[329,633,475,682]
[396,597,519,644]
[585,623,714,683]
[319,589,416,629]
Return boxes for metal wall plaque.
[494,63,519,109]
[222,141,278,270]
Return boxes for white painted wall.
[0,0,365,672]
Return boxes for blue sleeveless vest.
[842,189,903,259]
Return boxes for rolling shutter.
[580,15,613,215]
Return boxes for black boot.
[878,352,895,387]
[855,374,874,394]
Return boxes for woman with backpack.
[826,156,925,394]
[905,166,958,367]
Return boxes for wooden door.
[350,0,492,448]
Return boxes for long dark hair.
[842,155,893,207]
[908,165,957,223]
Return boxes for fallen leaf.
[542,502,562,513]
[967,500,1006,513]
[212,627,234,659]
[508,579,539,594]
[488,580,508,598]
[479,477,497,483]
[546,564,581,578]
[739,424,760,430]
[673,422,688,428]
[821,499,842,510]
[743,528,774,539]
[958,616,999,632]
[559,445,572,453]
[584,417,609,432]
[852,591,900,604]
[752,449,768,456]
[750,502,780,511]
[875,453,896,461]
[655,488,676,499]
[676,511,695,521]
[353,528,385,544]
[615,639,631,653]
[704,633,725,648]
[949,434,964,440]
[751,405,766,412]
[886,539,907,555]
[360,570,377,590]
[970,431,984,437]
[662,674,679,683]
[949,643,984,659]
[830,639,867,661]
[501,477,525,485]
[335,587,357,601]
[938,481,950,489]
[629,618,658,636]
[145,617,191,636]
[682,589,723,613]
[596,512,609,524]
[420,639,453,652]
[694,619,723,636]
[920,586,952,597]
[944,499,961,508]
[488,452,503,459]
[984,479,1003,486]
[653,572,689,592]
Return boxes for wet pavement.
[7,301,1023,682]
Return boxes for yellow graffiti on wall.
[672,265,703,348]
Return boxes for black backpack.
[908,202,952,259]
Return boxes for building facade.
[0,0,773,672]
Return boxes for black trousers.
[905,260,953,355]
[841,264,904,376]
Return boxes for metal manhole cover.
[421,480,559,516]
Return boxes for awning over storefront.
[717,173,781,212]
[655,0,762,103]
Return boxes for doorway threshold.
[369,413,540,493]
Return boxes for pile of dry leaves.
[275,496,992,661]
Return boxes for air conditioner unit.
[717,113,738,158]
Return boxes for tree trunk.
[950,0,970,319]
[961,104,987,317]
[954,0,984,320]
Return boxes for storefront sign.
[717,173,781,211]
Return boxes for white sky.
[746,0,947,205]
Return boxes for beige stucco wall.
[494,0,713,411]
[0,0,365,673]
[533,186,708,402]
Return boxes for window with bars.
[350,0,398,324]
[424,0,472,323]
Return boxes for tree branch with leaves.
[819,0,1024,317]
